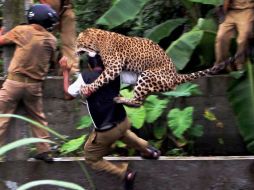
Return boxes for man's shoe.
[124,170,137,190]
[141,145,161,160]
[34,151,54,163]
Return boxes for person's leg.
[120,120,160,159]
[0,80,22,147]
[23,83,51,154]
[84,130,128,179]
[215,14,235,65]
[60,9,80,75]
[234,9,254,70]
[121,130,148,153]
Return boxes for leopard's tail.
[176,56,234,84]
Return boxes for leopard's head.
[76,28,102,56]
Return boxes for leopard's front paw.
[113,96,124,104]
[80,85,95,97]
[114,96,142,107]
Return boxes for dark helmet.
[27,4,59,31]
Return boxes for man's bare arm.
[59,56,75,100]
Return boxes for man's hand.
[59,56,73,72]
[80,85,94,97]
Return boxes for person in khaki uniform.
[39,0,79,75]
[215,0,254,71]
[0,4,58,163]
[59,54,161,190]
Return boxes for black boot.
[124,170,137,190]
[34,151,54,163]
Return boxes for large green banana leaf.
[166,18,217,70]
[144,18,187,43]
[195,18,217,66]
[96,0,150,29]
[227,63,254,153]
[166,30,204,70]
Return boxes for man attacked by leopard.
[59,54,161,190]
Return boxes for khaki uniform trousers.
[215,9,254,69]
[60,8,80,74]
[84,117,148,179]
[0,79,51,153]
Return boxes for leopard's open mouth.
[76,47,96,56]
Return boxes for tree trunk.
[2,0,33,161]
[3,0,25,73]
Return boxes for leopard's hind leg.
[114,70,169,107]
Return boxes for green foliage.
[188,0,223,5]
[17,180,85,190]
[163,17,217,70]
[96,0,150,29]
[115,140,127,148]
[121,89,146,129]
[144,18,187,43]
[120,89,169,129]
[166,148,187,156]
[167,107,194,139]
[74,0,112,32]
[76,116,92,130]
[0,114,66,140]
[153,125,167,140]
[163,82,202,97]
[128,0,185,37]
[120,83,205,155]
[0,138,54,156]
[166,30,204,70]
[188,124,204,138]
[125,106,146,129]
[0,114,95,189]
[143,95,169,123]
[60,135,87,155]
[227,62,254,153]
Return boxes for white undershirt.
[68,74,85,97]
[68,71,139,98]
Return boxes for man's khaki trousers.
[0,79,51,153]
[215,8,254,69]
[84,117,149,179]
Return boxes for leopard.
[76,28,231,107]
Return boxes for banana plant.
[188,0,223,5]
[166,18,217,70]
[144,18,187,43]
[227,62,254,153]
[96,0,150,29]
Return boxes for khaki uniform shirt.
[2,24,57,80]
[229,0,254,9]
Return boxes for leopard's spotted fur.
[76,28,229,107]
